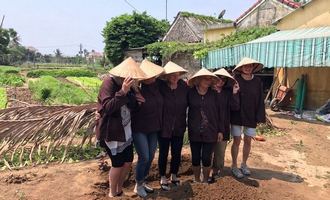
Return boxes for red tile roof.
[235,0,301,23]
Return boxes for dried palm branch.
[0,103,97,168]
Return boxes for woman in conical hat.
[96,57,146,197]
[131,59,164,197]
[207,68,240,183]
[157,61,189,190]
[230,57,266,179]
[187,68,225,183]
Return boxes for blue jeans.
[133,132,158,183]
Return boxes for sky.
[0,0,255,56]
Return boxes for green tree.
[103,12,169,65]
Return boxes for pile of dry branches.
[0,103,97,168]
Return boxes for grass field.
[28,76,96,105]
[0,88,7,109]
[26,68,97,78]
[66,77,101,88]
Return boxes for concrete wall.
[163,52,201,78]
[124,50,144,63]
[276,0,330,30]
[273,67,330,109]
[237,0,293,29]
[203,27,236,42]
[163,17,199,43]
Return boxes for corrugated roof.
[202,27,330,68]
[249,27,330,43]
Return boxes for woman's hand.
[217,132,223,142]
[135,92,146,105]
[233,82,240,94]
[95,111,101,121]
[121,76,134,94]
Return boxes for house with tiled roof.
[235,0,301,29]
[162,11,232,43]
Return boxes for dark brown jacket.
[96,76,137,142]
[159,79,189,138]
[216,88,240,141]
[188,87,225,143]
[231,74,266,128]
[131,81,163,133]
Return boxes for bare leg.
[109,167,123,197]
[242,136,252,165]
[117,162,132,193]
[231,136,241,168]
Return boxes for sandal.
[171,180,180,186]
[116,191,123,196]
[207,176,215,184]
[160,182,170,191]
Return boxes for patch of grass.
[28,76,96,105]
[0,87,7,109]
[66,77,101,88]
[256,124,285,136]
[0,73,25,87]
[290,120,298,125]
[66,77,102,101]
[26,68,97,78]
[0,65,20,73]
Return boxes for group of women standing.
[96,57,266,198]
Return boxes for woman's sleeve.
[98,77,129,116]
[256,81,266,123]
[230,91,240,111]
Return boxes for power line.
[123,0,140,12]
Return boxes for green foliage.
[28,76,96,105]
[0,144,102,169]
[0,73,25,87]
[66,77,102,100]
[0,88,7,109]
[256,123,285,137]
[0,65,20,73]
[146,26,277,60]
[66,77,101,88]
[103,11,170,65]
[180,11,232,23]
[26,68,97,78]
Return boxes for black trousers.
[158,135,184,176]
[190,141,215,167]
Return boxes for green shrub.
[28,76,96,105]
[26,68,97,78]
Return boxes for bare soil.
[0,111,329,200]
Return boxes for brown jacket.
[131,81,163,133]
[96,76,137,142]
[231,74,266,128]
[188,87,225,143]
[159,79,189,138]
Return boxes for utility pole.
[0,15,5,28]
[165,0,168,21]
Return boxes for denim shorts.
[231,125,256,137]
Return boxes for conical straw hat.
[213,68,235,85]
[188,68,219,86]
[140,59,164,79]
[233,57,264,73]
[163,61,188,75]
[109,57,147,79]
